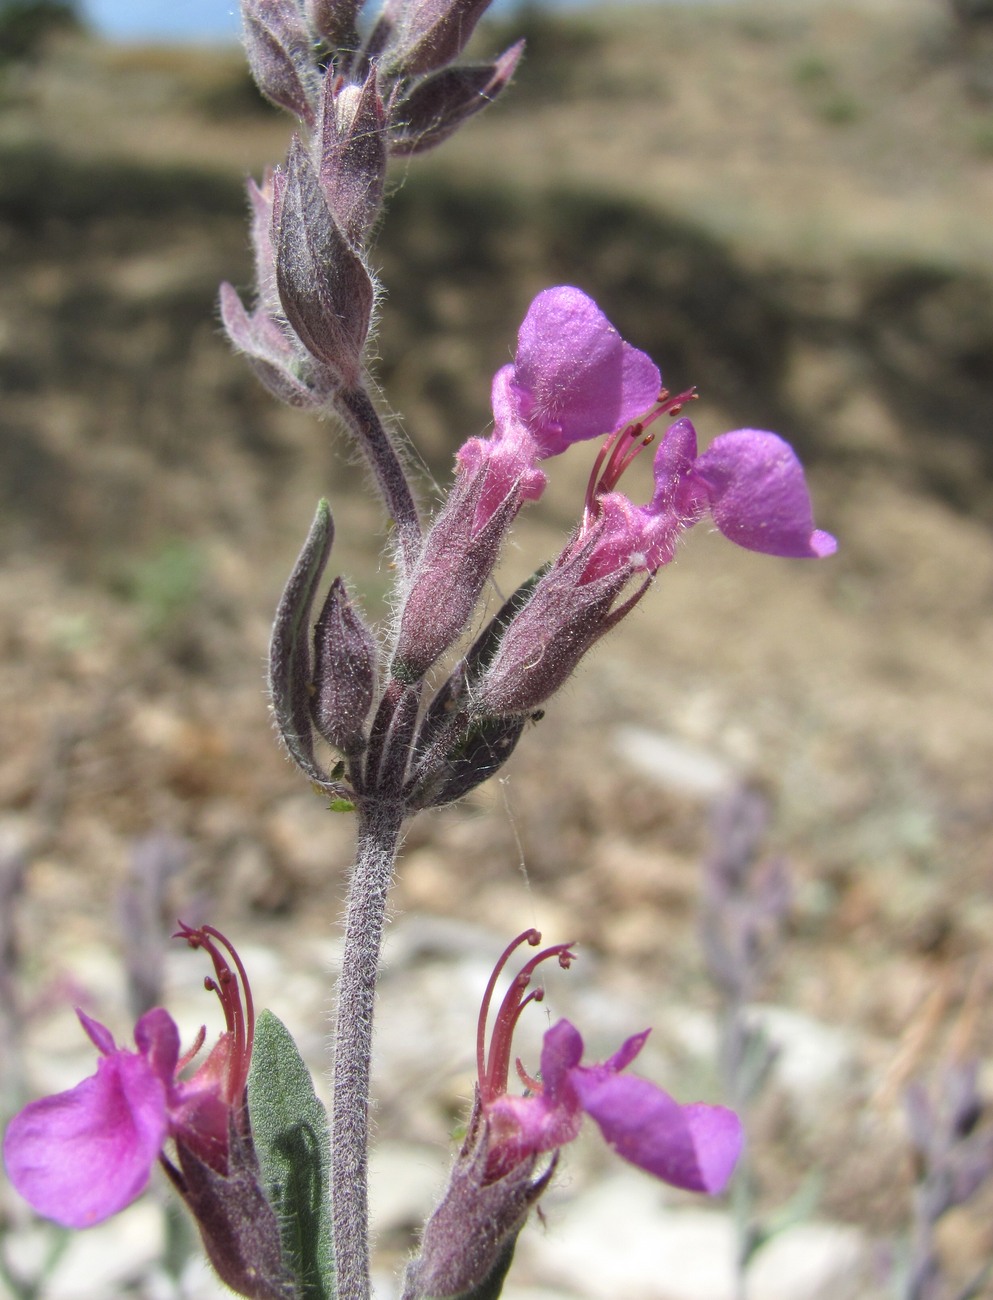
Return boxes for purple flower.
[3,925,254,1229]
[476,931,742,1193]
[392,288,664,679]
[454,285,661,534]
[496,285,662,457]
[577,415,837,584]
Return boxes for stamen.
[177,1024,207,1074]
[515,1057,542,1092]
[174,922,255,1099]
[581,387,699,530]
[479,934,577,1101]
[476,929,540,1088]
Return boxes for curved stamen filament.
[582,387,699,530]
[477,929,540,1090]
[479,932,576,1101]
[515,1057,541,1092]
[177,1024,207,1074]
[174,922,256,1099]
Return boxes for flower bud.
[318,71,388,250]
[241,0,320,124]
[392,468,520,683]
[275,135,375,387]
[382,0,501,79]
[306,0,362,50]
[311,577,378,752]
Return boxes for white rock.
[521,1174,738,1300]
[748,1221,872,1300]
[613,727,736,799]
[746,1005,856,1104]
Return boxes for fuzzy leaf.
[247,1012,335,1300]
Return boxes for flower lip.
[476,929,577,1104]
[472,936,744,1196]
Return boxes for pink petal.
[3,1052,169,1227]
[603,1028,650,1074]
[513,287,661,455]
[682,1103,745,1195]
[580,494,653,583]
[76,1010,116,1056]
[538,1019,584,1097]
[650,419,700,513]
[134,1007,181,1085]
[693,430,837,559]
[570,1071,742,1194]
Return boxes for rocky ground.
[1,1,993,1296]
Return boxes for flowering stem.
[331,798,405,1300]
[333,385,421,576]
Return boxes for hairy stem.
[333,385,422,576]
[331,799,405,1300]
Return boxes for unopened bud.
[275,136,375,386]
[393,470,519,683]
[311,578,378,751]
[318,71,388,249]
[241,0,320,123]
[306,0,362,50]
[382,0,499,80]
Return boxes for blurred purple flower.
[477,930,742,1193]
[3,925,254,1229]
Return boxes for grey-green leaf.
[248,1010,335,1300]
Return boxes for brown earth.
[1,0,993,1292]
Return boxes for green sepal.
[248,1010,336,1300]
[327,798,356,813]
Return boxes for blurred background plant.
[0,0,82,68]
